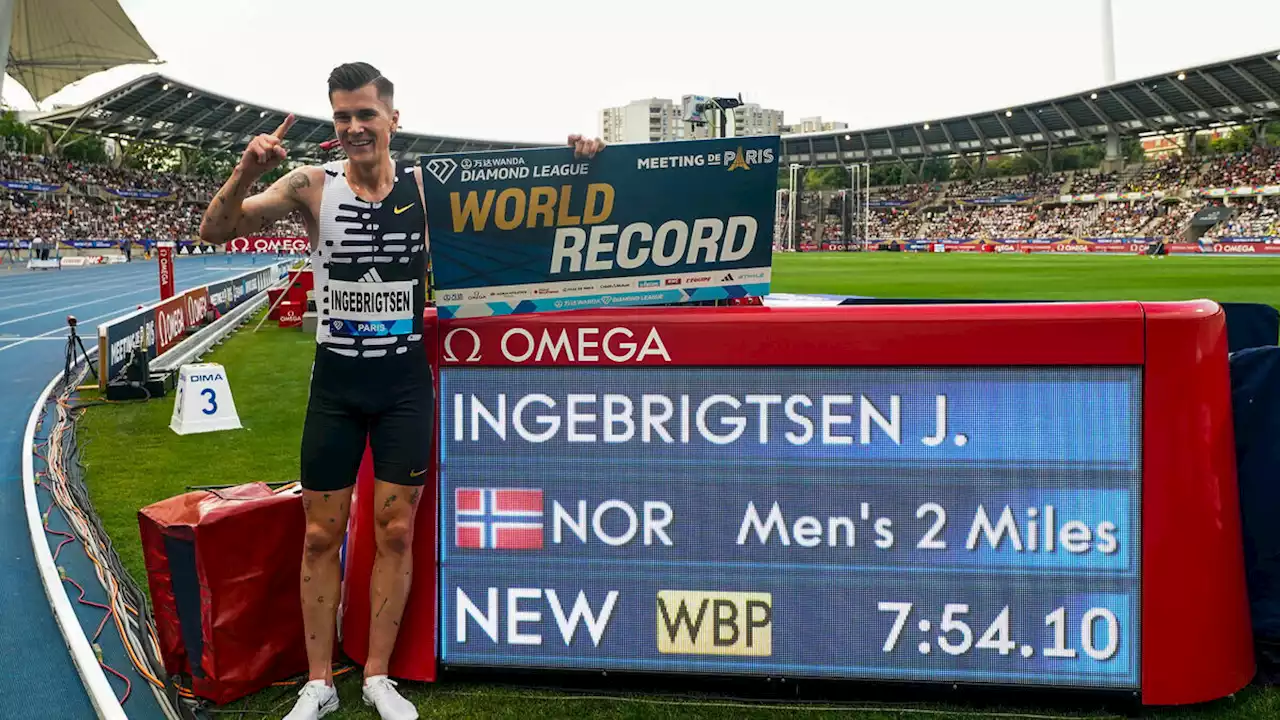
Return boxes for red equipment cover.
[138,482,308,704]
[267,288,286,320]
[285,268,314,307]
[278,300,303,328]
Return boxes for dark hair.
[327,62,394,105]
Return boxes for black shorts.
[300,346,434,492]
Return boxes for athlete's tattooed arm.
[199,166,319,244]
[286,171,312,195]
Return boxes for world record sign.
[418,136,778,319]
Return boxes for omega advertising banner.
[419,136,779,319]
[226,236,310,254]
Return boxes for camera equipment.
[64,314,98,382]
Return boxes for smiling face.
[329,83,399,164]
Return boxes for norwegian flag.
[455,488,544,550]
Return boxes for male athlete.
[199,62,603,720]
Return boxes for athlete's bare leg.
[364,480,421,678]
[300,487,355,683]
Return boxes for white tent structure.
[1,0,157,105]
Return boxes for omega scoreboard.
[433,301,1254,705]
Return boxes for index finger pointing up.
[272,113,297,140]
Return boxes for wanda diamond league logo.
[425,158,458,184]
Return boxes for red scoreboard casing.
[339,299,1254,705]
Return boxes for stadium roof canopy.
[28,72,542,162]
[3,0,158,102]
[781,48,1280,168]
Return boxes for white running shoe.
[362,675,418,720]
[282,679,338,720]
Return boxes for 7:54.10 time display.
[878,600,1124,664]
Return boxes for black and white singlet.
[312,159,427,358]
[299,158,433,492]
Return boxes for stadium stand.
[772,148,1280,247]
[1208,196,1280,238]
[1068,170,1121,194]
[1124,155,1201,192]
[779,49,1280,169]
[9,142,1280,249]
[870,183,932,204]
[1143,201,1200,237]
[30,73,542,165]
[940,174,1063,200]
[768,47,1280,249]
[1,148,306,243]
[0,71,547,251]
[1199,147,1280,188]
[2,56,1279,252]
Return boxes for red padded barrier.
[139,482,309,704]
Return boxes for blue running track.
[0,256,279,719]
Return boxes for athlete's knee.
[375,513,414,556]
[303,522,343,559]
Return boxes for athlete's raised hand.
[569,134,606,159]
[239,114,297,179]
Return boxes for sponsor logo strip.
[438,269,771,308]
[441,283,772,318]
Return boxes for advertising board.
[99,264,283,385]
[226,236,310,254]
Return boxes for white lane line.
[0,278,170,310]
[0,272,153,301]
[0,304,147,353]
[0,272,263,345]
[0,267,244,323]
[0,286,162,328]
[0,262,259,292]
[0,336,64,341]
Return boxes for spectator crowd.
[1,150,224,197]
[941,174,1064,200]
[1205,196,1280,238]
[8,144,1280,248]
[1197,147,1280,188]
[775,147,1280,246]
[1,149,305,243]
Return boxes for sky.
[4,0,1280,144]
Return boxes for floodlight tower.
[1100,0,1122,169]
[695,95,745,138]
[1101,0,1117,84]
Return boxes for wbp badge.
[656,590,772,656]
